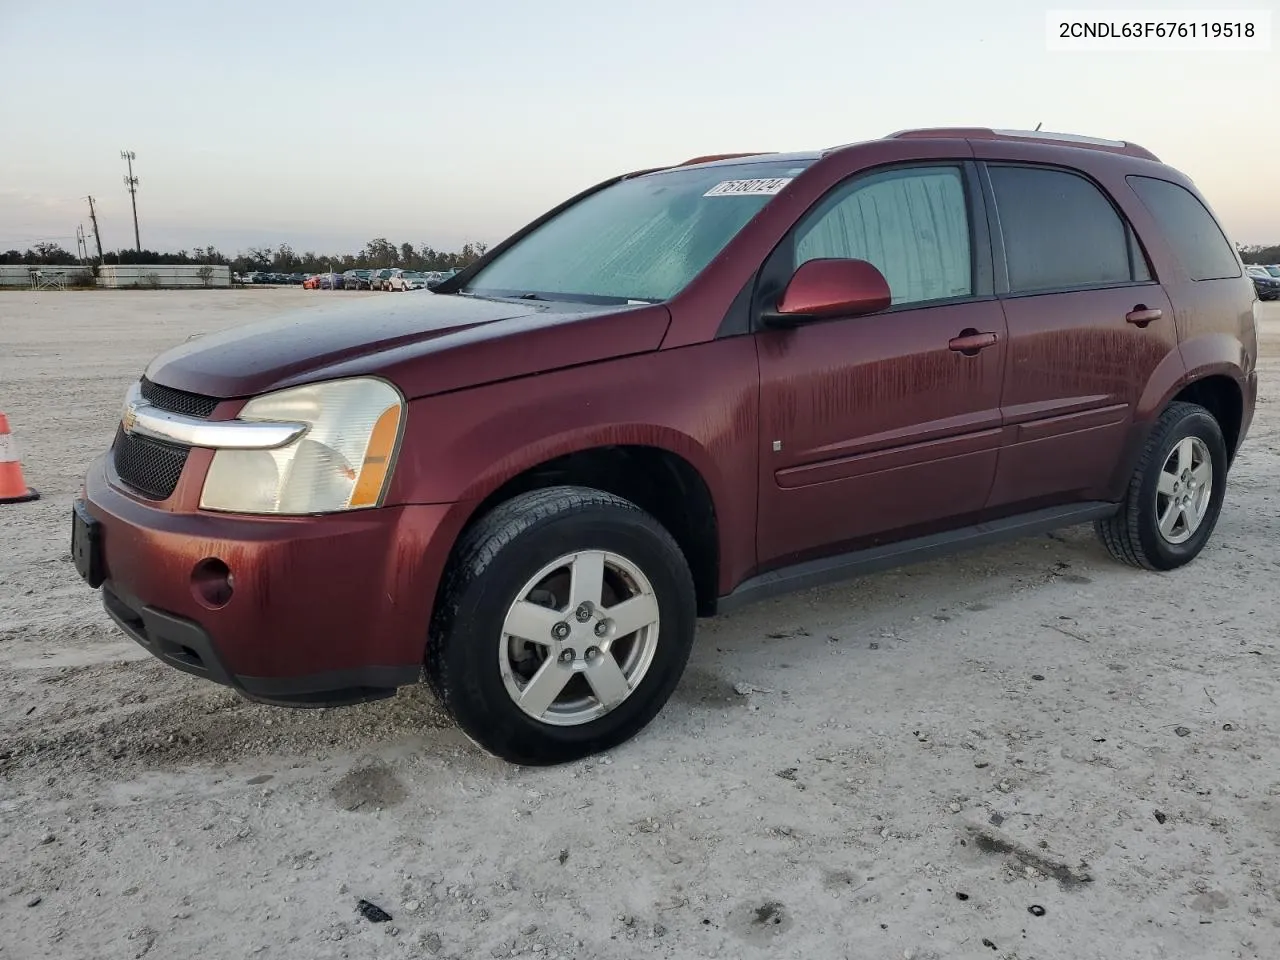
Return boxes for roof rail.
[678,152,775,166]
[879,127,1160,161]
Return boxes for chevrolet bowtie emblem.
[121,402,138,434]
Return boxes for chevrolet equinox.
[72,127,1260,764]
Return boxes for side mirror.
[761,258,892,327]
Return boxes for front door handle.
[948,330,1000,356]
[1126,305,1163,327]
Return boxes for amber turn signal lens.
[349,404,402,507]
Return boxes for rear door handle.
[1126,306,1163,327]
[948,331,1000,355]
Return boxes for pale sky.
[1,0,1276,256]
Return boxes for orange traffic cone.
[0,412,40,504]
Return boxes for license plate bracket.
[71,500,105,589]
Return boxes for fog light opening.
[192,558,234,609]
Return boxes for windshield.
[461,158,812,303]
[1266,266,1280,277]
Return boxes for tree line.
[0,238,490,274]
[7,237,1277,271]
[1241,244,1280,264]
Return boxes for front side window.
[462,159,813,303]
[989,165,1137,294]
[1127,175,1241,282]
[793,166,973,306]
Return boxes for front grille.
[112,427,191,500]
[112,378,221,500]
[140,377,220,418]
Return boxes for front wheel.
[1095,401,1229,571]
[426,486,697,765]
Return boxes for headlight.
[199,377,404,515]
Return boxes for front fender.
[386,339,762,594]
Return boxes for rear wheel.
[426,486,697,765]
[1095,401,1228,570]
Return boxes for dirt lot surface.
[3,290,1280,960]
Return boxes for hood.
[145,292,672,401]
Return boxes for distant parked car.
[345,269,373,290]
[1246,265,1280,301]
[370,268,395,291]
[389,270,428,291]
[1260,264,1280,279]
[317,271,344,290]
[303,274,322,290]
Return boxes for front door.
[755,162,1008,568]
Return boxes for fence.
[97,265,231,288]
[0,265,95,288]
[0,264,232,289]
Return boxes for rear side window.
[794,166,973,306]
[989,165,1142,294]
[1127,176,1241,281]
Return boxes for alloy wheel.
[1155,436,1212,544]
[499,550,660,726]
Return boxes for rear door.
[980,162,1177,508]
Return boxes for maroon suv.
[72,127,1259,764]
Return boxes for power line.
[0,235,79,244]
[121,150,140,253]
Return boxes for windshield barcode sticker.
[703,178,793,197]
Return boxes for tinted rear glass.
[1126,176,1241,281]
[989,165,1134,293]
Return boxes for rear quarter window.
[1126,176,1241,281]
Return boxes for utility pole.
[86,196,104,263]
[75,224,87,263]
[121,150,141,253]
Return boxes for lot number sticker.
[703,178,793,197]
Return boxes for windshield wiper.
[515,292,551,301]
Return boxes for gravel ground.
[3,290,1280,960]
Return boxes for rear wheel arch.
[1169,374,1244,462]
[1113,358,1245,500]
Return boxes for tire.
[426,486,697,765]
[1095,401,1228,571]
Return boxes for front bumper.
[100,584,419,706]
[75,454,463,707]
